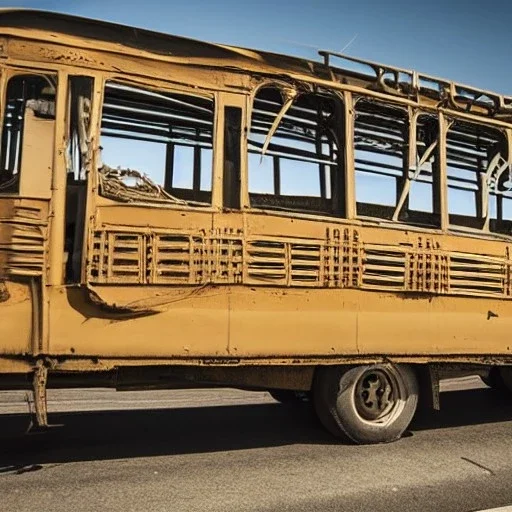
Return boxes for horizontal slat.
[110,266,140,273]
[363,274,405,283]
[248,257,285,265]
[450,270,503,279]
[291,270,320,277]
[112,254,140,261]
[111,242,142,249]
[364,264,405,273]
[450,253,504,263]
[6,269,42,276]
[450,279,503,289]
[249,268,287,276]
[290,249,321,258]
[366,254,406,263]
[248,247,285,256]
[155,243,191,251]
[449,262,503,270]
[156,254,191,262]
[156,266,190,273]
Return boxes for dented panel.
[0,198,48,278]
[0,278,32,354]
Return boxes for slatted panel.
[201,235,243,284]
[290,243,322,285]
[0,204,46,277]
[151,234,198,284]
[362,244,406,290]
[246,239,325,287]
[405,238,449,294]
[246,240,287,284]
[449,253,505,296]
[89,231,146,284]
[86,227,512,301]
[341,228,362,288]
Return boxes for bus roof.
[0,9,511,120]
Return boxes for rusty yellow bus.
[1,9,511,444]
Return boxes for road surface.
[1,377,512,512]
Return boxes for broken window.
[248,86,344,216]
[354,99,408,220]
[67,76,92,182]
[0,74,57,194]
[66,76,94,282]
[446,120,509,232]
[99,81,214,205]
[393,113,440,226]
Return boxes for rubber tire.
[314,364,418,444]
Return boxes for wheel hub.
[355,370,396,421]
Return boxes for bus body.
[0,9,511,443]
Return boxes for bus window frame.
[245,80,347,219]
[0,66,60,199]
[93,74,219,211]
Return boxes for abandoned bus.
[1,9,512,444]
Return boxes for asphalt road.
[1,377,512,512]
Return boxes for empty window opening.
[446,120,508,232]
[223,106,242,209]
[354,99,407,220]
[99,81,214,205]
[66,76,93,282]
[0,74,57,194]
[248,86,344,216]
[67,77,92,182]
[395,114,440,227]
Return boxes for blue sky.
[2,0,511,94]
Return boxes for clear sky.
[2,0,511,94]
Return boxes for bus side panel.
[46,284,512,360]
[228,287,358,356]
[229,288,512,357]
[357,294,512,355]
[0,279,32,355]
[47,285,230,357]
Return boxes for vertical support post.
[397,110,411,217]
[316,104,326,200]
[343,91,356,219]
[500,127,512,224]
[193,128,201,198]
[32,360,48,429]
[211,92,224,209]
[438,112,449,231]
[80,75,103,284]
[164,127,174,191]
[0,71,7,170]
[331,98,345,216]
[273,155,281,196]
[48,70,68,286]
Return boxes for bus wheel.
[314,364,418,444]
